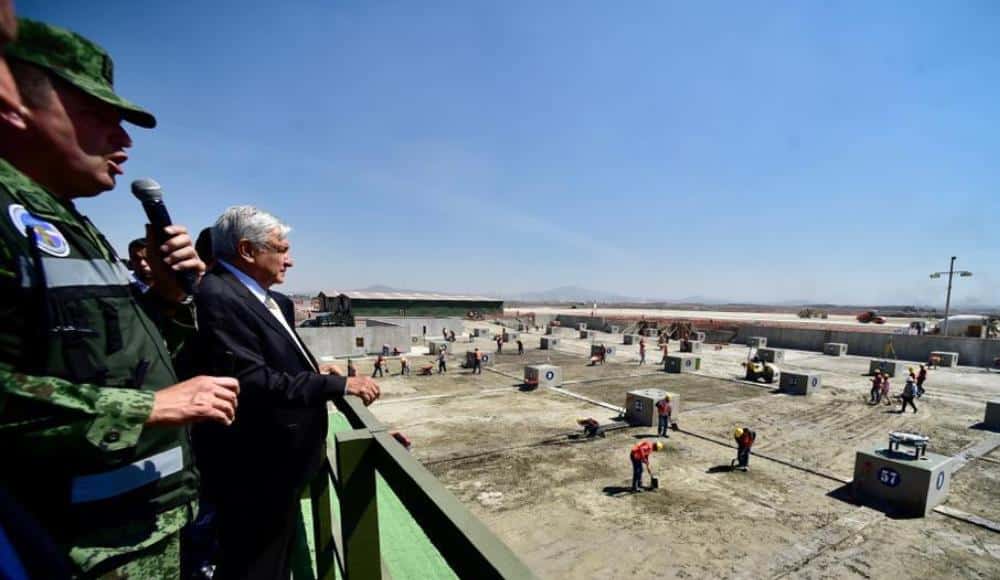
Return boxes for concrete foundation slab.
[525,364,562,389]
[852,446,954,516]
[680,340,704,353]
[779,372,822,395]
[869,359,902,377]
[985,401,1000,431]
[824,342,848,356]
[747,336,767,348]
[930,351,959,367]
[540,337,560,350]
[625,388,678,427]
[757,347,785,363]
[664,354,701,373]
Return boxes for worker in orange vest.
[733,427,756,472]
[630,440,664,492]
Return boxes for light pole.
[929,256,973,336]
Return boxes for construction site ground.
[360,325,1000,579]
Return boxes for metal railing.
[306,396,536,579]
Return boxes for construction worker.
[916,364,928,397]
[348,359,357,377]
[630,440,664,492]
[372,354,385,378]
[733,427,755,470]
[901,375,918,413]
[577,417,605,438]
[869,371,883,404]
[880,374,892,406]
[656,395,672,438]
[400,356,410,376]
[473,348,483,375]
[496,335,503,354]
[733,427,756,471]
[517,339,524,355]
[660,342,669,365]
[639,338,646,365]
[437,349,447,374]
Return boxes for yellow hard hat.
[654,441,665,451]
[908,367,915,372]
[734,427,744,438]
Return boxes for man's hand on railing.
[345,376,380,406]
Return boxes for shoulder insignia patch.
[8,204,71,257]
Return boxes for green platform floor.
[292,412,459,580]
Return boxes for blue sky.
[18,1,1000,305]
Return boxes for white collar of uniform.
[218,259,268,305]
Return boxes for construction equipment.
[743,360,779,383]
[857,310,886,324]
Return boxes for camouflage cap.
[5,18,155,128]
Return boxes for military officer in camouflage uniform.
[0,19,240,578]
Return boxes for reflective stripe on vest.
[22,257,131,289]
[70,446,184,504]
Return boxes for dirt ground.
[363,326,1000,579]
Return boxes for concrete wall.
[364,317,460,338]
[734,325,1000,367]
[300,325,412,359]
[554,314,613,332]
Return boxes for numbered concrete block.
[540,337,559,350]
[930,351,959,367]
[643,328,659,337]
[578,323,587,331]
[869,359,902,377]
[474,327,492,338]
[625,388,679,427]
[610,325,621,334]
[524,364,562,389]
[852,446,954,516]
[691,331,706,342]
[591,344,616,358]
[503,331,520,343]
[779,372,822,395]
[517,323,527,331]
[747,336,767,348]
[428,340,450,355]
[984,401,1000,431]
[580,330,590,339]
[465,350,494,367]
[664,354,701,373]
[623,334,640,345]
[545,326,554,335]
[824,342,848,356]
[680,340,703,353]
[757,348,785,364]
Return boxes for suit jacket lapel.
[215,267,307,359]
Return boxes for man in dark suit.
[191,206,380,580]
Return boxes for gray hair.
[212,205,291,260]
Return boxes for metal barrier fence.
[307,396,536,579]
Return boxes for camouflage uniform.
[0,20,198,578]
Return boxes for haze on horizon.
[21,1,999,307]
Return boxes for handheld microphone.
[130,178,199,297]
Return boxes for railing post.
[336,429,382,580]
[310,463,337,580]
